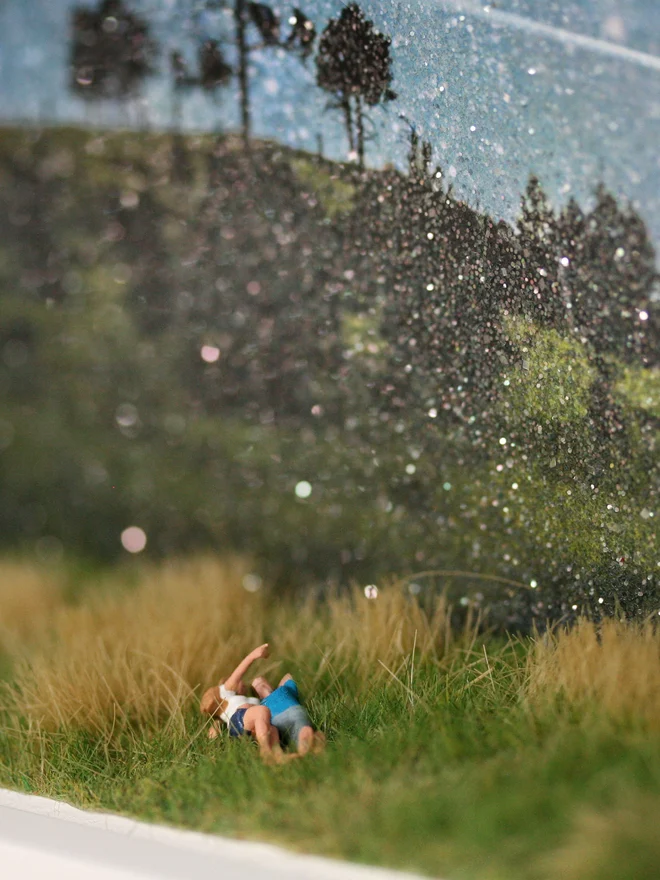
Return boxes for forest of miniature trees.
[0,0,658,624]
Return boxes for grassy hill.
[0,125,658,622]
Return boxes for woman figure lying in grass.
[200,643,324,760]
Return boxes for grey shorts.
[271,705,312,745]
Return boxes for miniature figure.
[252,672,326,756]
[199,643,285,764]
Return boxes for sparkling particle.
[499,437,507,445]
[406,464,416,475]
[428,408,438,418]
[201,345,220,363]
[364,584,379,599]
[427,232,434,240]
[443,482,452,490]
[598,597,604,604]
[295,480,312,498]
[639,310,649,321]
[115,403,138,428]
[121,526,147,553]
[560,256,570,267]
[242,573,263,592]
[530,580,538,588]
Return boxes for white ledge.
[0,788,429,880]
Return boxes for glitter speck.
[364,584,379,599]
[530,580,538,588]
[499,437,507,445]
[295,481,312,498]
[242,573,263,592]
[406,464,416,475]
[639,310,649,321]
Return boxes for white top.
[218,684,260,725]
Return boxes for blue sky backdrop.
[1,0,660,247]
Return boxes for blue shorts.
[228,707,249,738]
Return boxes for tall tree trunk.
[342,95,354,153]
[235,0,251,149]
[356,94,365,170]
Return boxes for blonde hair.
[200,685,228,718]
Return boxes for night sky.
[2,0,660,249]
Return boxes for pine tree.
[70,0,157,101]
[514,176,565,328]
[316,4,395,168]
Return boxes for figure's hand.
[252,643,269,660]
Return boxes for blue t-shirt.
[261,679,300,718]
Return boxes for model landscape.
[0,2,659,878]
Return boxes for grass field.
[0,556,659,880]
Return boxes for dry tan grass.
[0,561,66,654]
[4,558,468,739]
[526,618,660,729]
[7,557,266,736]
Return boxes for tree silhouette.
[514,175,566,328]
[170,2,316,149]
[557,184,659,365]
[316,3,395,168]
[70,0,157,101]
[286,8,316,59]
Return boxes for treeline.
[0,123,658,626]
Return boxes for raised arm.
[222,643,269,692]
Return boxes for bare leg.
[298,726,326,756]
[297,725,315,756]
[243,705,284,764]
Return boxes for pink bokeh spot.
[121,526,147,553]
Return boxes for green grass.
[0,557,659,880]
[1,652,659,880]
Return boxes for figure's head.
[200,685,228,718]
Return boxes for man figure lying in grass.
[200,643,286,764]
[252,671,325,756]
[200,642,324,759]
